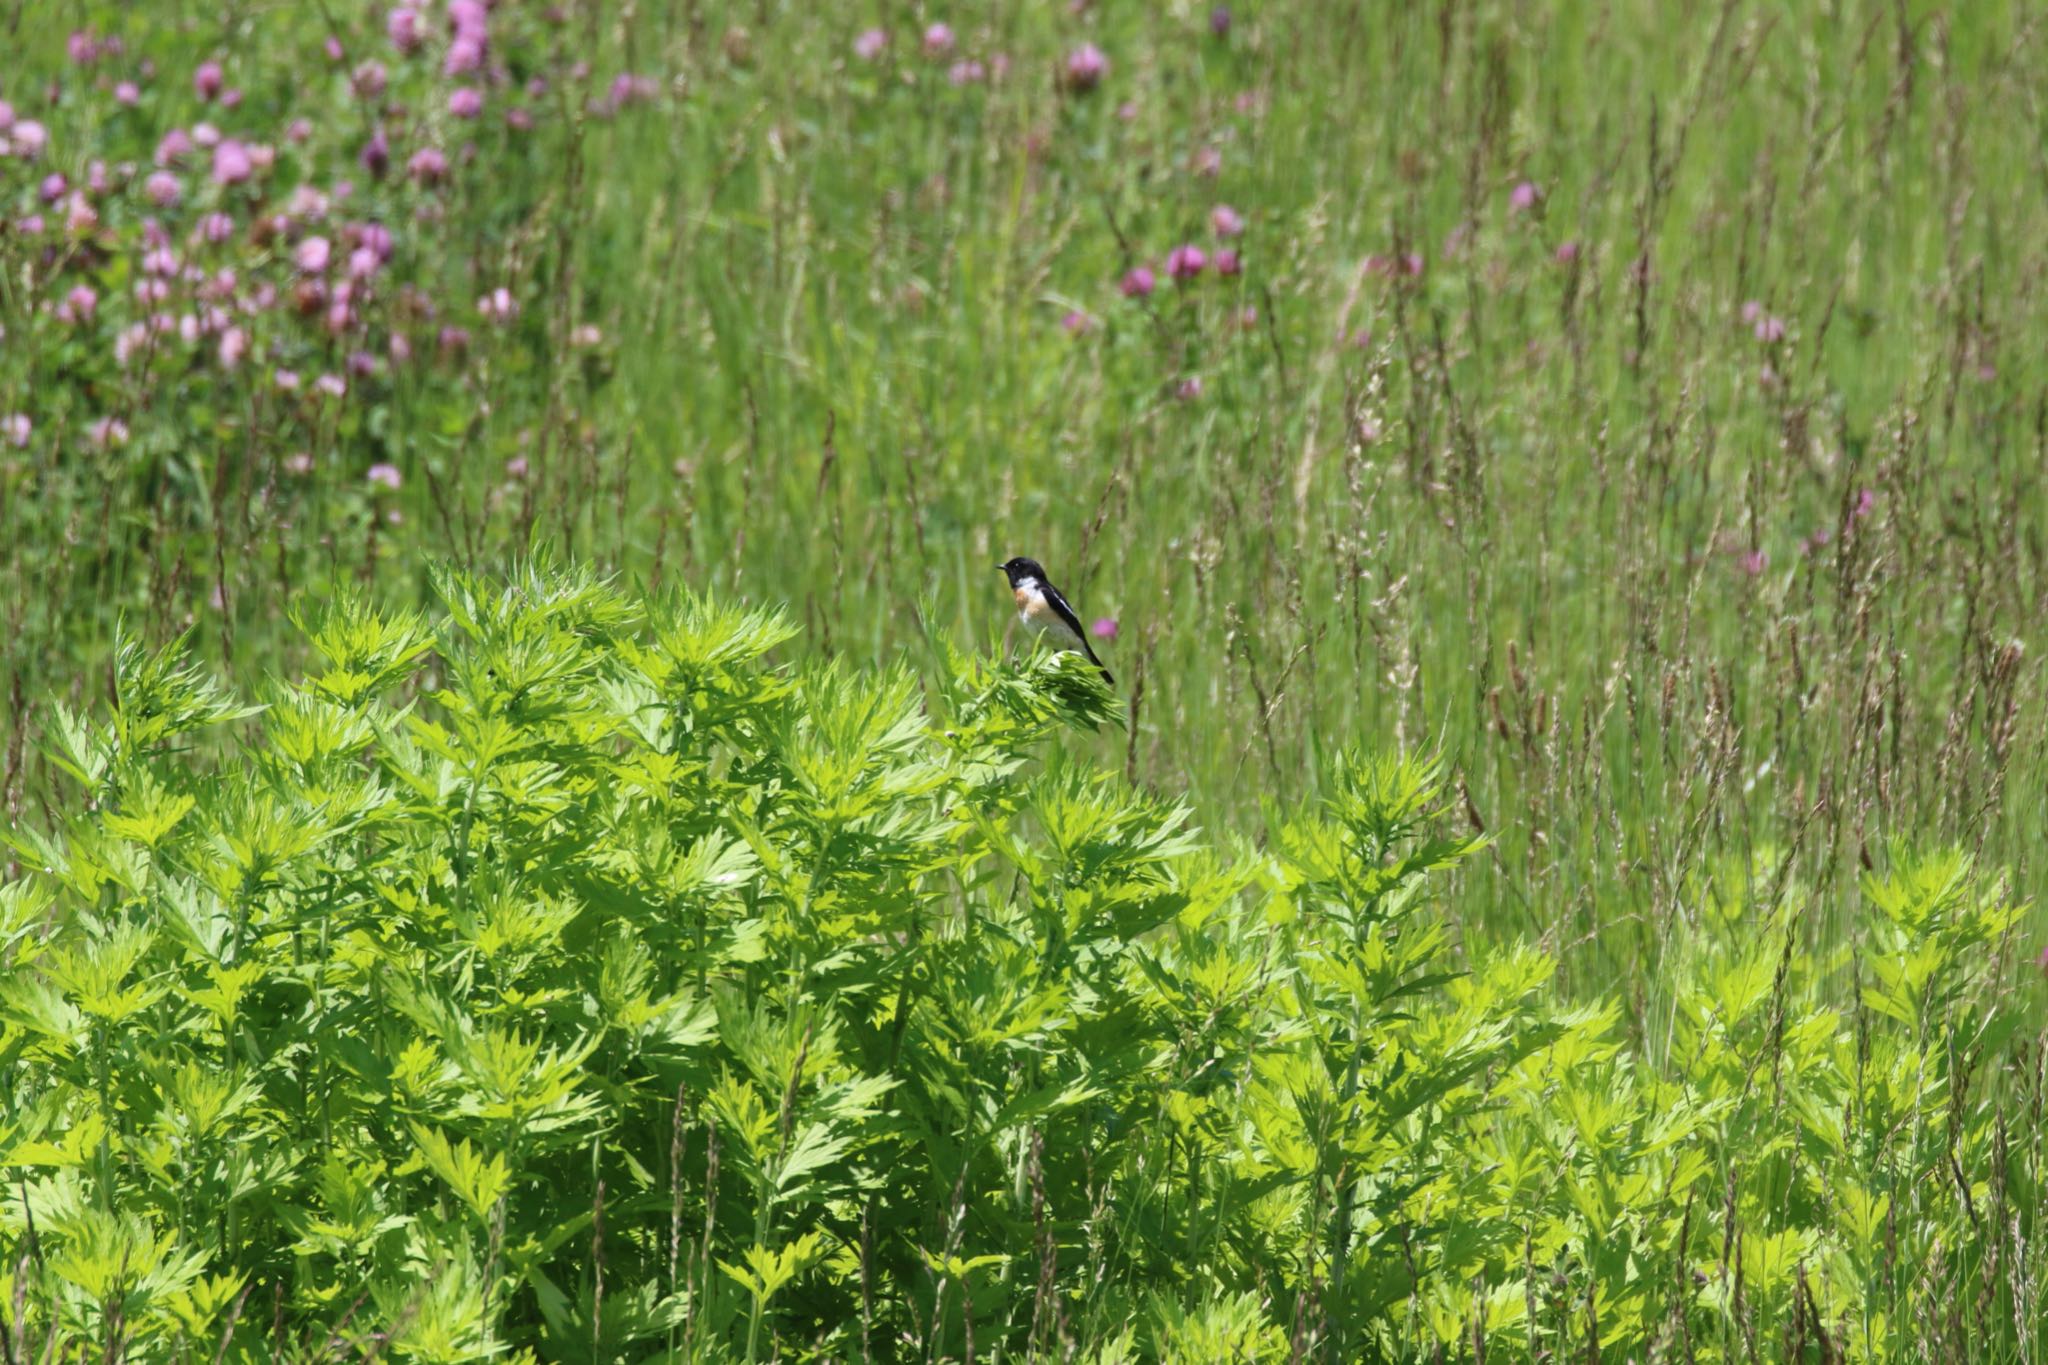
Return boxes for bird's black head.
[998,556,1047,586]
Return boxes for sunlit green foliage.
[1,568,2037,1361]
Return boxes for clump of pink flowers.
[0,0,677,514]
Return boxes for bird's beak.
[994,563,1005,571]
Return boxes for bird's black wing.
[1043,579,1114,685]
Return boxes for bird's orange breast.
[1018,592,1062,629]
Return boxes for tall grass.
[4,1,2042,996]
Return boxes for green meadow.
[1,1,2044,1359]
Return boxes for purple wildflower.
[211,139,253,185]
[60,284,98,323]
[10,120,46,159]
[156,128,193,166]
[360,128,391,178]
[445,35,486,75]
[408,146,449,184]
[387,5,423,52]
[1165,244,1207,281]
[478,285,518,323]
[1063,43,1106,93]
[449,0,489,36]
[64,192,98,235]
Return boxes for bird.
[998,556,1113,685]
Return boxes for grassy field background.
[7,0,2047,984]
[3,0,2047,1359]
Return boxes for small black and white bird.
[998,556,1113,685]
